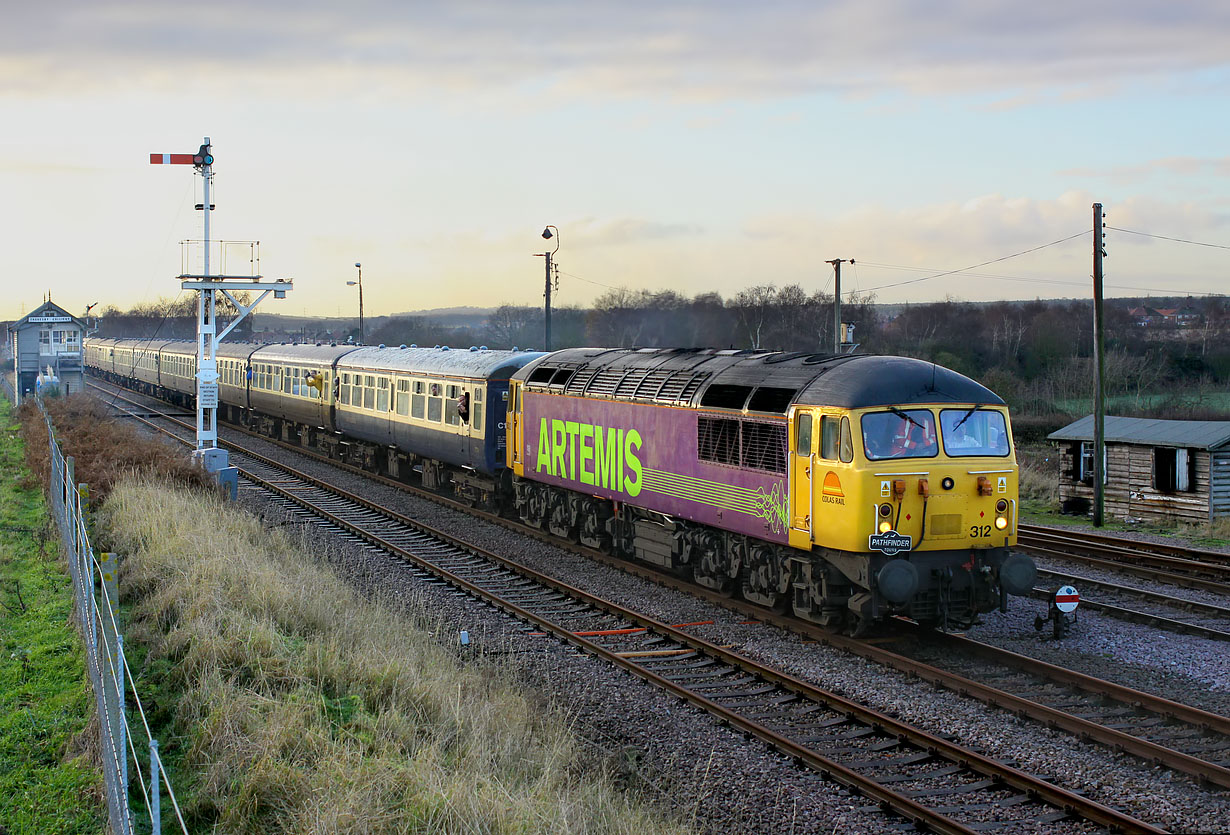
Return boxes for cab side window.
[796,413,812,455]
[820,416,841,460]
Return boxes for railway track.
[1029,569,1230,642]
[1019,524,1230,594]
[90,383,1170,834]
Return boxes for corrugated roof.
[1048,415,1230,450]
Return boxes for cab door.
[789,409,815,549]
[507,381,524,474]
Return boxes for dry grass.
[19,394,211,501]
[104,477,690,834]
[1015,442,1058,506]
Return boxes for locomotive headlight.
[878,520,893,533]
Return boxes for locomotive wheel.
[547,492,578,542]
[845,614,870,637]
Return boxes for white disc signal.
[1054,585,1080,614]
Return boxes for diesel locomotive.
[84,338,1036,633]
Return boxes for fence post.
[116,634,130,833]
[98,550,124,822]
[150,738,161,834]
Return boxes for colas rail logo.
[534,419,643,498]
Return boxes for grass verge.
[102,476,692,834]
[0,396,106,834]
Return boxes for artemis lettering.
[535,418,643,498]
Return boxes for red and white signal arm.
[1054,585,1080,614]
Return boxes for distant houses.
[1127,305,1203,328]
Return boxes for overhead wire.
[857,230,1091,293]
[1106,226,1230,251]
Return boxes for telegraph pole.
[1092,203,1106,527]
[826,258,853,354]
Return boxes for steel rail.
[1021,524,1230,567]
[1020,529,1230,585]
[1023,542,1230,596]
[90,385,1165,834]
[868,633,1230,790]
[1034,567,1230,621]
[1026,586,1230,642]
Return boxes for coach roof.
[337,346,546,379]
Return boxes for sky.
[2,1,1229,323]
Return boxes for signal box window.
[861,410,938,460]
[939,409,1010,457]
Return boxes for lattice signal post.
[151,138,292,492]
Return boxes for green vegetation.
[0,397,105,834]
[102,478,690,834]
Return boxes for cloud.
[3,1,1229,100]
[1061,157,1230,182]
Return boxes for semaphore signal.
[148,136,291,497]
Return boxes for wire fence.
[36,395,189,835]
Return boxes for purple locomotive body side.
[521,390,790,544]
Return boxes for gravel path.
[221,428,1230,834]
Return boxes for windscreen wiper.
[888,406,925,429]
[953,404,981,430]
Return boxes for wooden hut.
[1048,415,1230,523]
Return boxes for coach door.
[789,408,815,549]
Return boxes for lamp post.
[539,226,559,351]
[346,262,364,345]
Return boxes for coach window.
[339,373,351,405]
[363,376,376,410]
[796,413,812,455]
[376,378,390,412]
[471,388,484,430]
[411,389,425,419]
[427,389,443,422]
[444,385,461,425]
[395,380,410,416]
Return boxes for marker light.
[996,499,1008,512]
[878,503,893,517]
